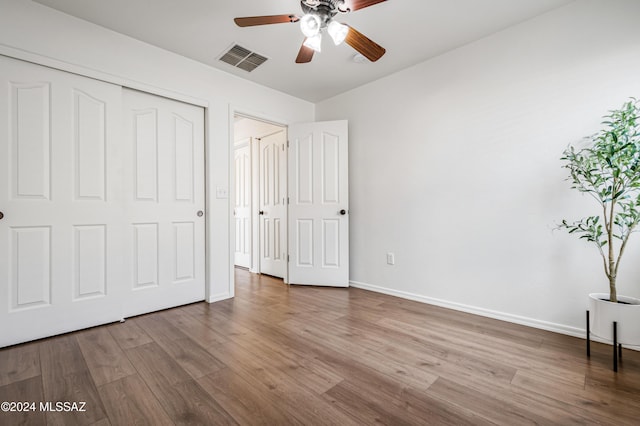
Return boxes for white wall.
[0,0,314,302]
[316,0,640,335]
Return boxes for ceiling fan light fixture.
[233,0,388,64]
[327,21,349,45]
[300,13,321,37]
[303,33,322,52]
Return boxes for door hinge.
[287,197,290,204]
[287,140,290,148]
[287,255,290,262]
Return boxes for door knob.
[259,210,265,215]
[339,209,347,215]
[0,211,3,220]
[197,210,204,217]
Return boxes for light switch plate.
[216,186,229,199]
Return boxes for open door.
[259,130,287,278]
[234,140,251,269]
[288,120,349,286]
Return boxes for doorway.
[232,115,287,279]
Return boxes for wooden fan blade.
[234,14,299,27]
[296,40,315,63]
[344,0,387,12]
[345,25,386,62]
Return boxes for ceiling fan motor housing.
[301,0,343,28]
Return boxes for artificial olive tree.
[560,99,640,303]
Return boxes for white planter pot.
[589,293,640,345]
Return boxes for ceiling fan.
[234,0,387,64]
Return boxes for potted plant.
[559,98,640,347]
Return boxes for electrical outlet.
[386,252,395,265]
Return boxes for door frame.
[229,107,289,286]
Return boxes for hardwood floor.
[1,268,640,425]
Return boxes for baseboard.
[350,280,589,340]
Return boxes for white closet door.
[288,120,349,286]
[0,56,124,347]
[122,89,205,317]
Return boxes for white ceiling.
[32,0,574,102]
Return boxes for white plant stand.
[586,293,640,372]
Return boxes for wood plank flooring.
[1,268,640,425]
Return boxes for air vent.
[219,44,268,72]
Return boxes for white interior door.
[122,89,205,318]
[0,56,124,347]
[288,120,349,286]
[259,131,287,278]
[234,142,251,268]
